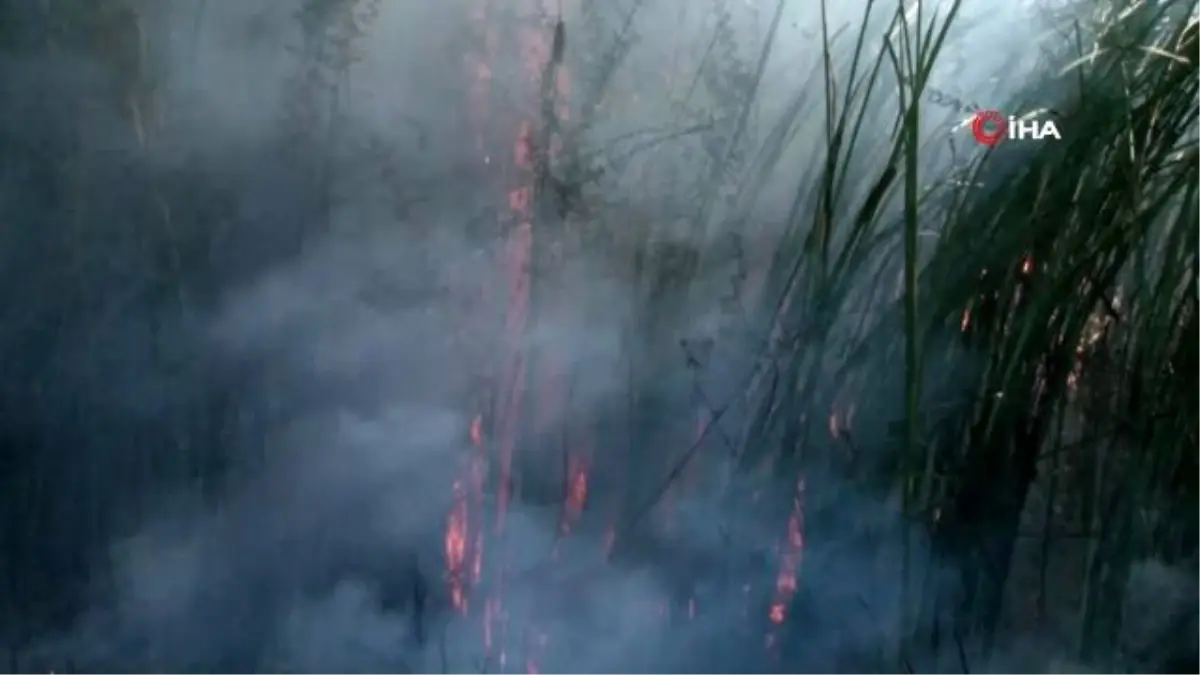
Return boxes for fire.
[571,461,590,509]
[769,602,786,624]
[961,306,971,332]
[448,4,592,669]
[445,480,469,612]
[470,414,483,446]
[767,478,806,626]
[457,2,575,667]
[561,456,590,534]
[442,0,498,631]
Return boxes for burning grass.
[0,0,1194,671]
[436,0,1197,671]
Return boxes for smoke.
[1,0,1190,672]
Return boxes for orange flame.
[452,3,580,668]
[445,480,469,612]
[560,455,590,534]
[768,602,786,625]
[768,478,806,625]
[470,414,483,447]
[444,0,500,634]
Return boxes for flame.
[961,306,971,332]
[494,5,574,668]
[1021,255,1034,274]
[767,478,806,626]
[569,464,588,511]
[497,23,541,529]
[445,480,469,612]
[769,602,786,624]
[470,441,486,583]
[444,416,488,612]
[470,415,483,446]
[560,456,590,534]
[451,3,583,668]
[443,0,497,635]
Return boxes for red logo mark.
[971,110,1007,147]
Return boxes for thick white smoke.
[2,1,1189,673]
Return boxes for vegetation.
[0,0,1195,672]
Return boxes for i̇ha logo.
[971,110,1062,147]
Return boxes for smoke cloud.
[0,0,1192,672]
